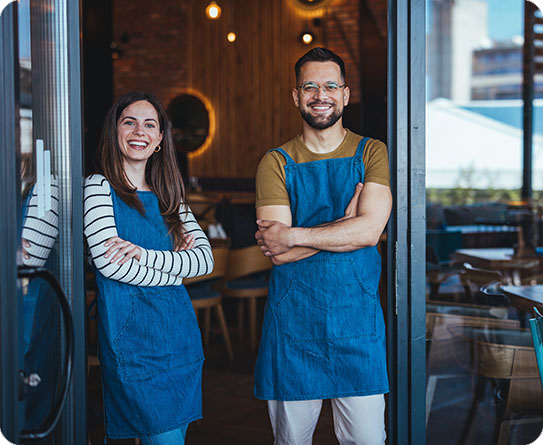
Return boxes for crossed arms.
[255,182,392,265]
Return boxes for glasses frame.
[296,81,347,95]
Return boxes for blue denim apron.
[21,189,61,431]
[254,137,389,401]
[94,189,204,439]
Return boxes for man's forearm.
[289,215,383,252]
[270,246,319,265]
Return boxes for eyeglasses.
[297,81,346,95]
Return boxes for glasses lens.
[324,82,339,92]
[302,82,319,94]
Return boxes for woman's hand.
[104,236,142,265]
[22,239,31,260]
[174,233,195,251]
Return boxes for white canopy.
[426,98,543,189]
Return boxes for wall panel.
[112,0,386,179]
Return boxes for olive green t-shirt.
[255,129,390,208]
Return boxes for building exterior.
[427,0,488,101]
[472,42,543,99]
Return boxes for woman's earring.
[154,145,162,153]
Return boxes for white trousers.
[268,395,386,445]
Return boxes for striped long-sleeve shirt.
[21,178,59,267]
[83,174,213,287]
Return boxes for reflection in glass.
[426,1,543,443]
[17,0,63,433]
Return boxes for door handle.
[17,266,74,442]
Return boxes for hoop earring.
[154,145,162,153]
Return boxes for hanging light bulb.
[227,32,237,43]
[301,32,314,44]
[205,1,222,19]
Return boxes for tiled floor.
[88,333,337,445]
[88,322,543,445]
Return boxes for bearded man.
[254,47,392,445]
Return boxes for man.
[254,47,392,445]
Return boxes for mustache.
[308,101,334,106]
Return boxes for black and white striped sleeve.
[21,178,59,267]
[83,174,182,287]
[138,204,214,279]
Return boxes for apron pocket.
[113,286,203,381]
[277,260,377,343]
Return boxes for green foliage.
[426,188,543,206]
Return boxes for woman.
[84,91,213,444]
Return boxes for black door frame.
[0,2,23,441]
[0,0,87,443]
[387,0,426,444]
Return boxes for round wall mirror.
[168,93,211,154]
[290,0,332,10]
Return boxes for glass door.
[1,0,86,443]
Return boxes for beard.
[299,101,343,130]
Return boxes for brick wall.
[111,0,388,177]
[112,0,188,104]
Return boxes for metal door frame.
[387,0,427,443]
[0,0,86,442]
[0,2,23,441]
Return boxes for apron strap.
[354,137,370,159]
[268,147,295,164]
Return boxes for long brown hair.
[97,91,186,247]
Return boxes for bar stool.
[222,245,272,350]
[185,247,233,361]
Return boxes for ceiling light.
[205,1,221,19]
[227,32,236,43]
[301,32,314,44]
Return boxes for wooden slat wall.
[112,0,376,179]
[185,0,319,178]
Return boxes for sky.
[426,0,524,41]
[486,0,523,40]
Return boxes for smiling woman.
[84,91,213,444]
[117,100,163,173]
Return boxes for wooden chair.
[222,245,272,350]
[425,301,519,426]
[426,301,517,373]
[448,323,542,444]
[184,247,233,361]
[426,241,465,301]
[459,262,504,304]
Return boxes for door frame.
[0,0,87,442]
[0,2,23,442]
[387,0,427,443]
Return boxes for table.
[501,284,543,313]
[186,191,255,221]
[454,248,540,285]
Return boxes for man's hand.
[341,182,364,220]
[256,220,294,257]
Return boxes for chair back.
[426,302,518,373]
[460,262,503,302]
[448,323,542,411]
[225,245,272,281]
[183,247,229,285]
[523,274,543,285]
[529,307,543,390]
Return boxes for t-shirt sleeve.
[255,151,290,208]
[363,139,390,187]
